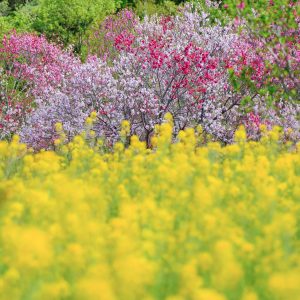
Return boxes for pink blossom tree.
[20,57,117,149]
[92,4,253,145]
[0,32,79,140]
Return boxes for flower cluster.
[19,57,117,149]
[0,33,80,141]
[82,4,300,145]
[0,120,299,299]
[0,3,299,149]
[0,33,78,95]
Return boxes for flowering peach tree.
[0,3,299,149]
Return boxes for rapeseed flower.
[0,123,299,299]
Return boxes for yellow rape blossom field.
[0,118,299,300]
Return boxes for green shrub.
[118,0,185,16]
[134,0,178,16]
[0,1,10,16]
[32,0,118,53]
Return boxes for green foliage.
[0,1,10,16]
[0,0,119,54]
[0,1,12,36]
[135,0,178,16]
[0,1,37,39]
[7,0,29,10]
[119,0,186,7]
[118,0,184,16]
[223,0,299,36]
[9,1,36,30]
[32,0,118,53]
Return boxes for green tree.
[118,0,185,15]
[134,0,178,16]
[32,0,118,53]
[0,1,10,16]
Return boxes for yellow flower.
[89,130,96,138]
[90,111,97,120]
[2,226,53,269]
[0,122,299,299]
[121,120,130,131]
[234,125,247,143]
[34,280,70,300]
[55,122,63,132]
[164,112,173,124]
[269,271,300,300]
[85,117,93,126]
[75,279,116,300]
[194,288,227,300]
[54,138,61,146]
